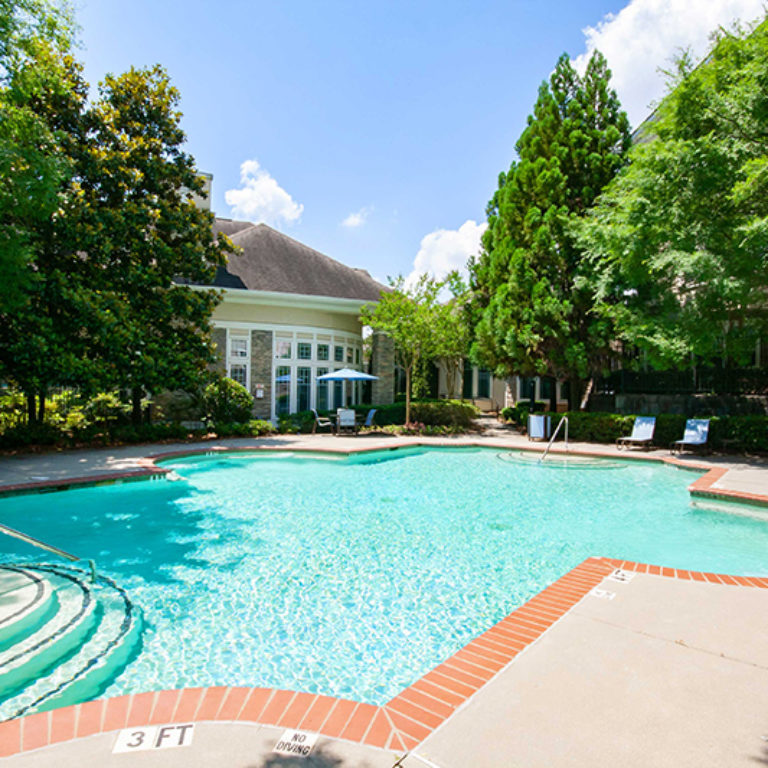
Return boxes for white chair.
[336,408,357,435]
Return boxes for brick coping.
[2,556,767,759]
[1,441,765,509]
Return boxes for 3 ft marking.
[273,729,319,757]
[113,723,194,753]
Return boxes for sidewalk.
[1,429,766,502]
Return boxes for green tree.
[78,65,233,423]
[578,18,768,369]
[470,51,630,408]
[432,272,471,399]
[361,275,443,424]
[0,3,94,422]
[0,0,75,313]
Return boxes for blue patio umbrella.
[316,368,378,381]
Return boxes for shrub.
[501,400,548,426]
[213,420,275,438]
[202,377,253,424]
[345,399,478,428]
[82,391,130,424]
[411,400,479,427]
[558,412,768,452]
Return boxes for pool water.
[1,447,767,704]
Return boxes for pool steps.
[0,565,142,721]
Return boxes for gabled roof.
[210,219,385,302]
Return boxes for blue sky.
[75,0,764,285]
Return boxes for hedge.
[551,412,768,452]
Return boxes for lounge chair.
[670,419,710,454]
[336,408,357,435]
[616,416,656,451]
[362,408,377,428]
[311,408,334,434]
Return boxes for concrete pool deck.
[0,433,767,766]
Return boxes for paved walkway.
[1,430,767,501]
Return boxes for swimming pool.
[1,446,767,705]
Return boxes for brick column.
[250,330,273,419]
[370,332,395,405]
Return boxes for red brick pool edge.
[3,555,767,759]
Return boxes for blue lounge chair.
[616,416,656,451]
[671,419,710,454]
[362,408,377,428]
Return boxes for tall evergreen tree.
[469,51,630,407]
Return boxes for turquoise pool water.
[1,447,767,704]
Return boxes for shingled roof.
[209,219,385,302]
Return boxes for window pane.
[298,342,312,360]
[317,344,329,361]
[230,364,247,388]
[346,347,353,363]
[477,369,491,398]
[297,366,311,412]
[230,338,248,358]
[276,340,291,359]
[316,367,329,411]
[355,349,361,365]
[333,374,344,408]
[276,366,291,415]
[334,345,344,362]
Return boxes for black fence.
[594,367,768,396]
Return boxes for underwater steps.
[0,563,142,721]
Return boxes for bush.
[501,400,548,426]
[202,377,253,424]
[341,399,478,429]
[213,420,275,438]
[411,400,479,428]
[558,412,768,452]
[82,391,130,424]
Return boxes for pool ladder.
[539,416,569,464]
[0,522,97,581]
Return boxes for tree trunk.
[131,387,143,425]
[26,392,36,425]
[405,366,412,424]
[579,377,594,411]
[37,390,46,422]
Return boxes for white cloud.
[406,219,487,287]
[341,206,372,228]
[225,159,303,226]
[574,0,765,128]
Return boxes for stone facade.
[211,328,227,375]
[250,330,273,419]
[370,332,395,405]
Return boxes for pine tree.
[469,51,630,408]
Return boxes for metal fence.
[594,367,768,396]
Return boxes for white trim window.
[227,330,250,390]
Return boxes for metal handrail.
[539,416,569,463]
[0,523,96,581]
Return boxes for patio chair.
[336,408,357,435]
[311,408,334,434]
[616,416,656,451]
[362,408,377,428]
[670,419,710,454]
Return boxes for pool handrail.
[539,416,569,463]
[0,522,97,581]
